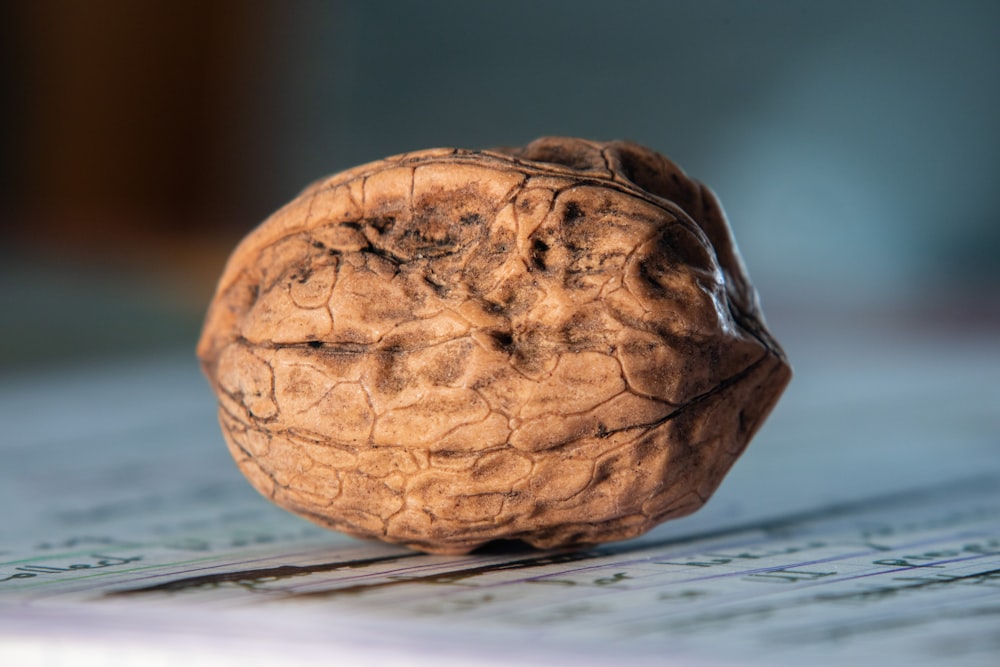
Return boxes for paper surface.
[2,325,998,666]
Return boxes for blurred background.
[2,0,998,371]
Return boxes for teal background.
[2,1,998,369]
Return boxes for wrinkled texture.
[198,137,791,554]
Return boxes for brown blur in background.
[2,1,999,371]
[2,1,287,366]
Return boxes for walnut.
[197,137,791,554]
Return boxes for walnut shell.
[197,137,791,554]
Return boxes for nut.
[197,137,791,554]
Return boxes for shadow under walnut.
[197,137,791,555]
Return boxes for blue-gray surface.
[1,319,998,666]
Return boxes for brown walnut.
[197,137,791,554]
